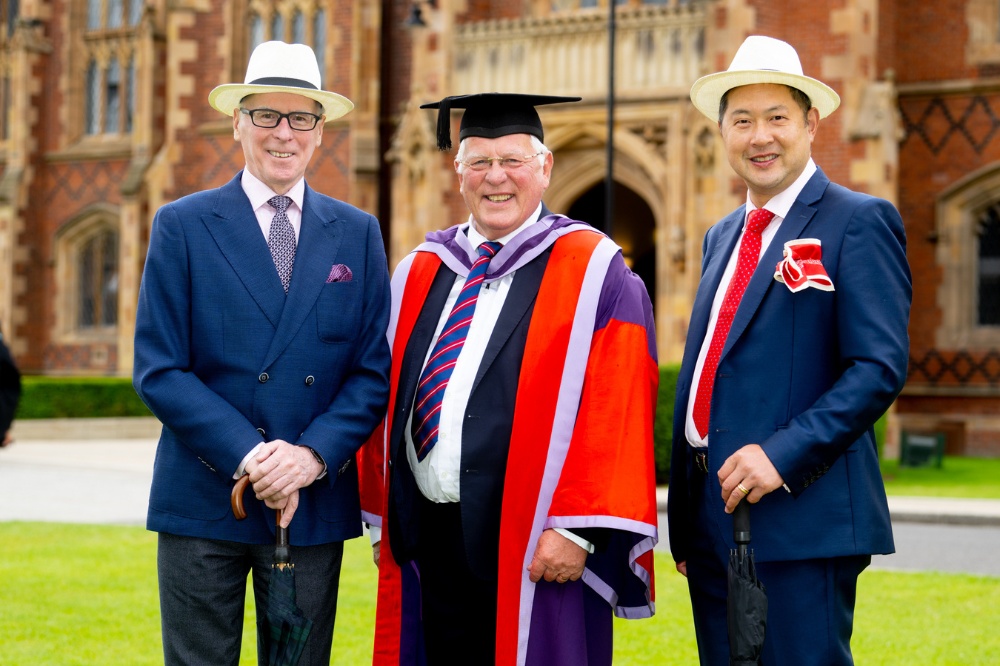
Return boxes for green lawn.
[881,455,1000,498]
[1,522,997,664]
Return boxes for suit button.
[258,372,269,383]
[387,459,394,469]
[305,375,315,386]
[257,428,266,437]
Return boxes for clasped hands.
[244,440,324,528]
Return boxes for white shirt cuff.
[369,525,382,546]
[554,527,595,554]
[235,442,264,479]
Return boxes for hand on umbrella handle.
[232,473,251,520]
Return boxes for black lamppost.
[604,0,616,237]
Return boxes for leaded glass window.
[80,0,140,137]
[105,58,121,134]
[245,3,329,82]
[78,228,119,329]
[86,60,100,135]
[292,11,305,43]
[978,203,1000,326]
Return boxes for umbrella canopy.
[728,500,767,666]
[232,475,313,666]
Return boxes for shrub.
[15,376,152,419]
[654,364,680,484]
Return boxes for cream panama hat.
[208,41,354,122]
[690,35,840,121]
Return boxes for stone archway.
[566,182,657,311]
[543,120,668,342]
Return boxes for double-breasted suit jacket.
[668,167,911,564]
[134,173,391,546]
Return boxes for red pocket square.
[326,264,353,283]
[774,239,834,292]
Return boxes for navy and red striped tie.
[411,241,502,461]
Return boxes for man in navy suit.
[133,41,390,666]
[667,36,911,665]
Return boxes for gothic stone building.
[1,0,998,455]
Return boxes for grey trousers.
[157,532,344,666]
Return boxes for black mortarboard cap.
[420,93,582,151]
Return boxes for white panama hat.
[208,41,354,122]
[690,35,840,121]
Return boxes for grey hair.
[455,135,550,173]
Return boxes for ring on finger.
[737,483,751,496]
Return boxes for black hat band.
[247,76,320,91]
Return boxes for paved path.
[3,420,1000,576]
[0,438,154,525]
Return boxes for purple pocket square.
[326,264,353,283]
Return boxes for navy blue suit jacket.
[668,168,911,563]
[134,173,391,546]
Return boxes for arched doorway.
[567,182,657,310]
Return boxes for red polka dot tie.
[692,208,775,439]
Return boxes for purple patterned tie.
[411,241,502,461]
[268,195,296,293]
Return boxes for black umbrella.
[232,475,313,666]
[728,500,767,666]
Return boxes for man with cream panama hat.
[208,40,354,121]
[134,40,390,665]
[668,35,911,664]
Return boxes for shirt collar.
[465,203,543,248]
[744,158,817,220]
[240,169,306,213]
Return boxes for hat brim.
[690,70,840,121]
[208,84,354,122]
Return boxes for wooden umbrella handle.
[231,474,251,520]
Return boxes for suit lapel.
[262,185,344,369]
[681,208,745,379]
[722,170,829,358]
[201,175,286,328]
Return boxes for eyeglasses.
[240,108,323,131]
[458,152,546,172]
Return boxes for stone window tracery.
[245,2,328,81]
[936,166,1000,347]
[55,212,120,340]
[0,0,18,144]
[977,202,1000,326]
[78,0,141,138]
